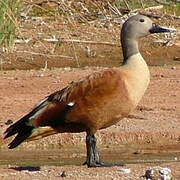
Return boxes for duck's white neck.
[123,53,150,106]
[124,53,147,70]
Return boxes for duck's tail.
[3,97,58,149]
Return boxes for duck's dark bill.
[149,24,175,33]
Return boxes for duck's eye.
[139,19,145,23]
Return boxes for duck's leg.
[85,133,102,167]
[84,132,124,167]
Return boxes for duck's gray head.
[121,14,174,62]
[121,14,173,39]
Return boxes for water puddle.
[0,145,180,166]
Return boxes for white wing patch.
[67,102,75,107]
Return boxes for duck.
[3,14,173,167]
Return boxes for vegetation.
[0,0,21,50]
[29,0,180,18]
[0,0,179,69]
[0,0,179,51]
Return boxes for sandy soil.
[0,162,179,180]
[0,65,179,179]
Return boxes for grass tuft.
[0,0,21,51]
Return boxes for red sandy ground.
[0,65,179,179]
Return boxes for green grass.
[164,0,180,16]
[29,4,58,17]
[0,0,21,50]
[114,0,155,9]
[114,0,180,15]
[28,0,180,24]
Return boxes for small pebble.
[171,66,176,70]
[59,171,67,177]
[118,168,131,174]
[39,73,44,77]
[133,151,140,155]
[143,167,172,180]
[5,119,13,125]
[64,67,72,72]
